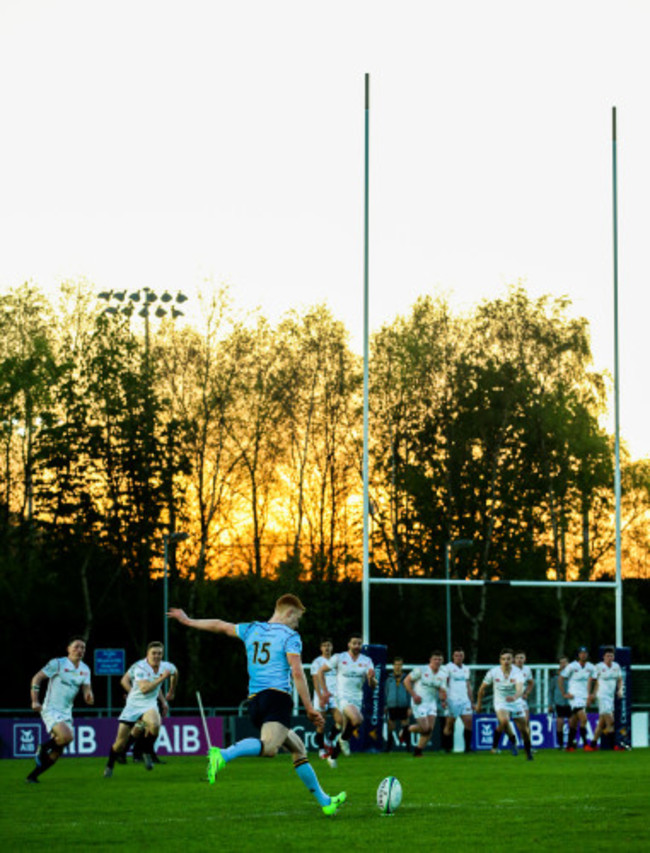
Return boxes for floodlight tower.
[445,539,474,662]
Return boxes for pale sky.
[1,0,649,457]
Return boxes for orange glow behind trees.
[1,280,648,589]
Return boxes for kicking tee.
[236,622,302,697]
[41,657,91,715]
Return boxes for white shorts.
[339,695,362,714]
[598,695,615,715]
[570,699,588,713]
[494,700,526,719]
[446,697,473,718]
[41,707,73,734]
[119,700,159,725]
[412,700,437,720]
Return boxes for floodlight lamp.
[121,306,133,316]
[98,291,112,301]
[161,292,172,303]
[175,292,188,304]
[171,307,184,318]
[129,291,141,302]
[104,306,118,316]
[155,306,167,318]
[138,306,149,318]
[169,531,189,543]
[113,290,126,302]
[145,291,157,303]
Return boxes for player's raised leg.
[26,720,73,783]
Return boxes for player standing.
[315,633,377,761]
[548,655,571,749]
[26,636,94,784]
[476,648,533,760]
[441,647,474,753]
[167,594,346,816]
[586,646,624,751]
[558,646,596,751]
[103,641,175,776]
[384,657,412,752]
[403,651,448,757]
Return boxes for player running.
[26,636,94,784]
[310,638,342,762]
[441,647,474,753]
[103,641,176,776]
[403,651,448,757]
[586,646,624,751]
[476,648,533,760]
[167,594,346,816]
[514,650,535,723]
[315,633,377,762]
[558,646,597,750]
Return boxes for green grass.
[1,750,648,851]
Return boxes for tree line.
[1,279,648,692]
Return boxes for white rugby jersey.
[594,661,623,699]
[124,658,177,715]
[561,661,596,701]
[328,652,374,700]
[41,657,91,714]
[311,655,337,694]
[482,666,524,703]
[444,663,471,702]
[410,665,447,704]
[519,664,533,690]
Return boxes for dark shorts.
[248,689,293,730]
[387,706,410,722]
[555,704,572,719]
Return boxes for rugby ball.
[377,775,402,815]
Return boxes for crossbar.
[369,578,617,589]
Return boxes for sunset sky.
[1,0,649,457]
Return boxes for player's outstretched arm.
[167,607,237,637]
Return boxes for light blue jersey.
[236,622,302,697]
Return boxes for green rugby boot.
[207,746,226,784]
[322,791,347,816]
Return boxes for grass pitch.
[2,749,648,851]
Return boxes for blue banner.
[357,643,388,752]
[473,713,600,750]
[612,646,632,749]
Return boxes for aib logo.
[14,724,41,757]
[478,719,496,748]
